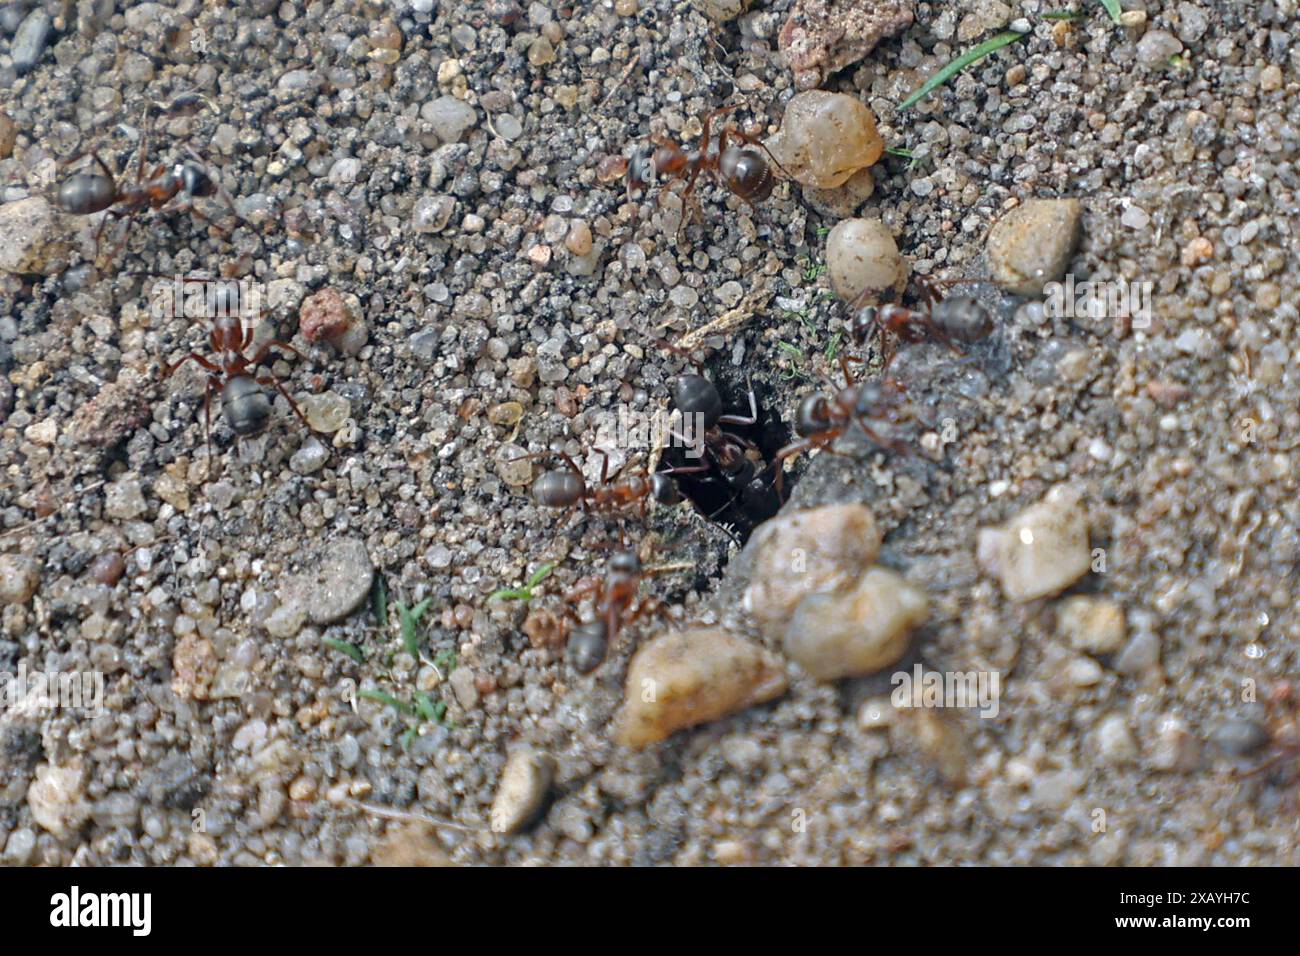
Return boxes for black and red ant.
[848,277,994,367]
[771,355,925,494]
[524,449,707,522]
[52,108,236,265]
[628,105,788,236]
[561,549,660,674]
[161,308,311,477]
[1230,681,1300,782]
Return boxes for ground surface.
[1,0,1298,865]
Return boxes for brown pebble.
[90,551,126,587]
[597,155,629,182]
[565,219,593,256]
[299,288,352,344]
[523,607,564,647]
[616,627,788,750]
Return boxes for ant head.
[794,394,832,437]
[608,550,641,577]
[166,163,216,197]
[670,373,722,428]
[211,313,244,347]
[651,472,683,506]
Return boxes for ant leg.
[183,143,246,233]
[718,376,759,427]
[675,164,705,241]
[135,105,151,180]
[563,577,603,604]
[837,352,860,386]
[204,376,219,481]
[255,374,310,429]
[93,199,145,271]
[162,352,221,379]
[247,339,306,368]
[698,104,739,158]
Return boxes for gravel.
[0,0,1297,867]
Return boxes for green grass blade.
[900,31,1027,110]
[488,587,527,602]
[359,688,416,716]
[1098,0,1123,24]
[322,637,364,663]
[526,562,555,589]
[413,691,440,723]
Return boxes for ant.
[848,277,994,367]
[525,449,708,521]
[52,107,236,266]
[1233,681,1300,781]
[771,355,923,495]
[627,105,788,236]
[656,340,781,509]
[562,549,658,674]
[161,307,311,477]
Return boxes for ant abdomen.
[568,620,609,674]
[221,376,272,436]
[794,394,831,437]
[56,172,117,215]
[718,147,773,203]
[930,295,994,343]
[531,469,584,508]
[670,373,723,429]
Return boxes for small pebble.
[490,745,556,834]
[986,199,1082,296]
[423,96,478,143]
[976,484,1091,602]
[564,219,593,255]
[296,538,374,626]
[826,217,908,305]
[290,436,330,475]
[1056,596,1126,655]
[616,627,788,749]
[0,554,40,605]
[765,91,884,188]
[741,503,882,638]
[299,288,354,345]
[0,198,67,276]
[783,567,929,681]
[302,392,351,433]
[11,8,53,74]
